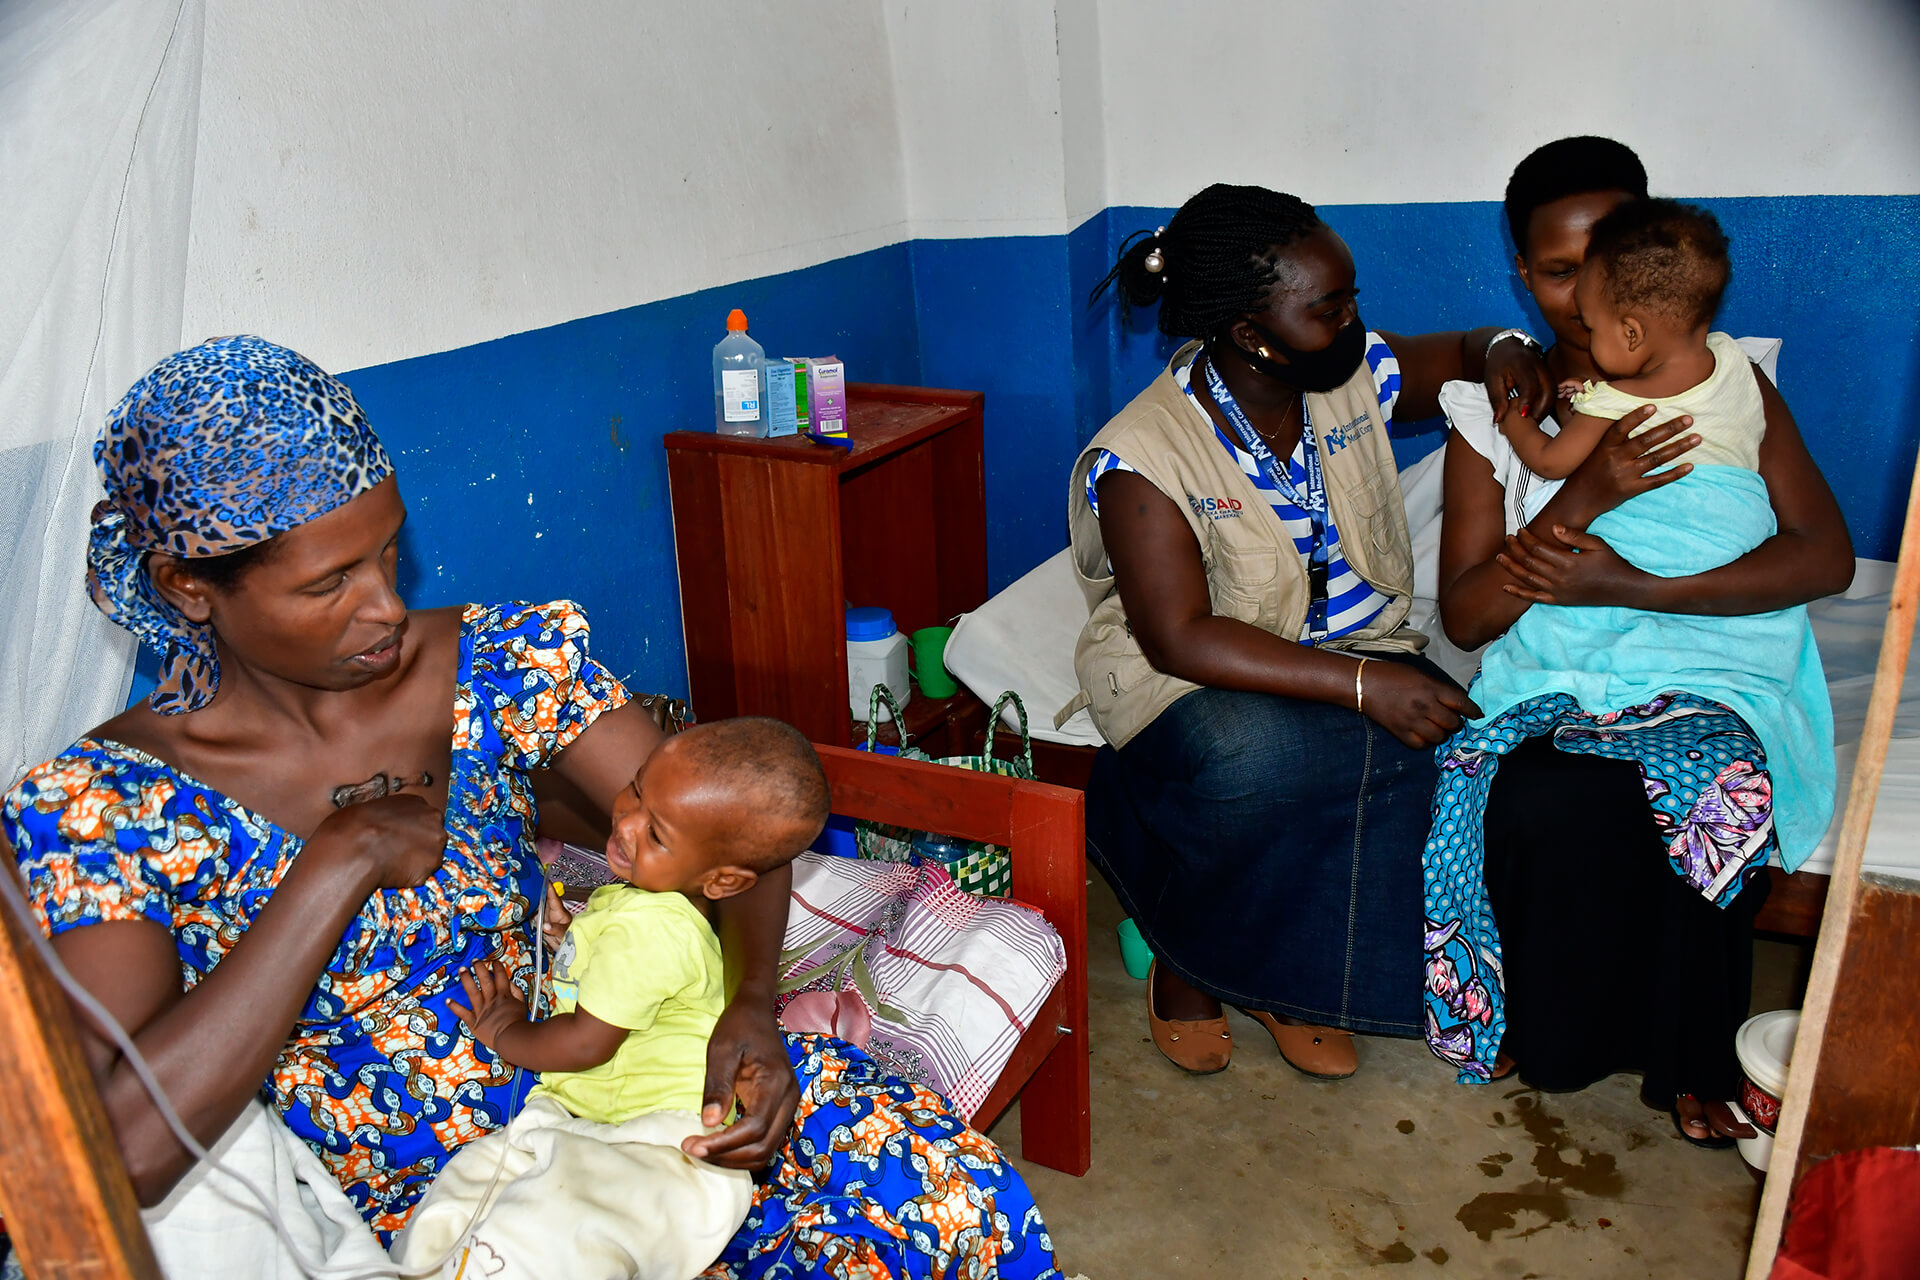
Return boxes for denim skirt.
[1086,664,1445,1035]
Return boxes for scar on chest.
[331,771,435,810]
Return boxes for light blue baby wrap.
[1472,464,1835,867]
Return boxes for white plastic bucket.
[1733,1009,1801,1172]
[846,606,910,723]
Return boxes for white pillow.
[945,551,1101,746]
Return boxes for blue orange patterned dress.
[6,601,1058,1277]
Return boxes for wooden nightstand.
[665,384,990,749]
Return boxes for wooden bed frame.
[0,744,1088,1277]
[813,744,1091,1173]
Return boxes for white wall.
[183,0,910,373]
[882,1,1074,238]
[1094,0,1920,208]
[1055,0,1109,226]
[175,0,1920,377]
[183,1,1112,376]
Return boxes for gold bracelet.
[1354,657,1369,715]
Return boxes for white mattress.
[947,450,1920,879]
[1798,559,1920,878]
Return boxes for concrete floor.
[989,877,1809,1280]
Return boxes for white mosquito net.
[1,0,204,787]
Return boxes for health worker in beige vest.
[1069,184,1554,1079]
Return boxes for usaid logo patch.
[1189,495,1245,520]
[1322,413,1375,454]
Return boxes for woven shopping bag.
[853,685,1035,897]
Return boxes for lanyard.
[1198,356,1325,526]
[1192,354,1332,640]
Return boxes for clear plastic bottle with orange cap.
[711,308,767,436]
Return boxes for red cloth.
[1773,1147,1920,1280]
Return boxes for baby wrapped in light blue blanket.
[1470,200,1835,867]
[1472,465,1834,868]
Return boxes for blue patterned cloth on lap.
[1422,692,1777,1083]
[703,1035,1058,1279]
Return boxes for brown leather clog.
[1147,963,1231,1074]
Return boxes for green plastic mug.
[909,626,958,698]
[1117,918,1153,981]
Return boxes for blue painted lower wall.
[338,245,922,700]
[258,193,1915,707]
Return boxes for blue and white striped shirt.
[1086,333,1403,643]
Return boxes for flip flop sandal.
[1670,1094,1742,1149]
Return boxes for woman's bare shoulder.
[86,701,170,763]
[410,603,467,629]
[407,605,467,651]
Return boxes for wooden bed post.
[1004,784,1093,1175]
[0,859,160,1278]
[1745,447,1920,1279]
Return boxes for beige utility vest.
[1063,341,1426,748]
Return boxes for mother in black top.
[1438,137,1852,1142]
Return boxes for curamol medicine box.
[808,358,847,436]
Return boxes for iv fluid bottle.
[712,309,767,436]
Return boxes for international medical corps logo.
[1188,494,1245,519]
[1321,413,1375,454]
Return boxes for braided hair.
[1089,184,1323,339]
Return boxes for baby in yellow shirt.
[1495,199,1762,480]
[391,717,828,1280]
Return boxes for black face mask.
[1229,316,1367,393]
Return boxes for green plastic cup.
[1116,918,1153,981]
[910,625,959,698]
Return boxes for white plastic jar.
[846,606,910,723]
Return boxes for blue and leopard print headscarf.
[87,335,394,715]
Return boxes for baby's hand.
[448,958,529,1053]
[1557,378,1584,401]
[1493,395,1532,439]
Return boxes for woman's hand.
[1360,661,1481,749]
[1497,526,1653,608]
[307,793,448,891]
[1552,407,1700,530]
[682,997,799,1168]
[448,958,528,1054]
[36,791,452,1207]
[1482,337,1555,422]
